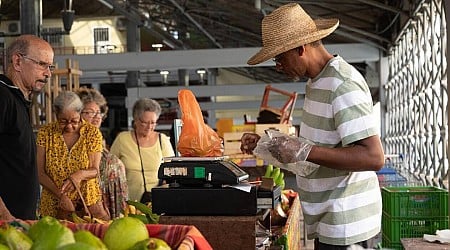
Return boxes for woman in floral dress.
[76,87,129,218]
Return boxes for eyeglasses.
[81,111,106,119]
[273,47,303,64]
[138,118,157,127]
[19,53,56,72]
[272,53,284,64]
[58,119,81,126]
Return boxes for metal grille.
[384,0,447,187]
[42,27,64,46]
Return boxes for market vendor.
[240,3,384,250]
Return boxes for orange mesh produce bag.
[177,89,222,157]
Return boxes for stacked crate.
[376,167,407,187]
[381,186,448,249]
[223,124,296,156]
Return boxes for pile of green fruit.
[0,216,170,250]
[264,164,285,189]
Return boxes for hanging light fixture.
[61,0,75,32]
[196,69,206,84]
[160,70,169,84]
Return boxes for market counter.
[159,195,302,250]
[160,215,260,250]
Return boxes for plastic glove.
[265,130,312,164]
[253,130,317,176]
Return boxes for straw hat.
[247,3,339,65]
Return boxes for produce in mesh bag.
[254,130,319,176]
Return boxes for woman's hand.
[61,178,75,194]
[69,170,84,190]
[59,194,75,212]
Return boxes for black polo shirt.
[0,74,39,219]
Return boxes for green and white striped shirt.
[298,55,382,245]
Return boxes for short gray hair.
[132,98,161,120]
[6,35,50,64]
[53,91,83,115]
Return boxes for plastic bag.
[253,130,319,176]
[177,89,223,157]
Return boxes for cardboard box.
[223,132,245,155]
[255,124,296,136]
[231,124,255,132]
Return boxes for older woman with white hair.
[110,98,175,203]
[36,91,108,220]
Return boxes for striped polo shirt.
[298,55,382,245]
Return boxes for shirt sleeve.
[86,125,103,153]
[110,132,124,158]
[333,78,378,146]
[161,133,175,157]
[36,126,49,147]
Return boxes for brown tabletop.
[401,238,450,249]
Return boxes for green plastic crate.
[381,234,403,250]
[382,212,448,245]
[381,186,448,217]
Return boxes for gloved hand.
[240,133,261,154]
[266,133,313,164]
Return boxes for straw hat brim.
[247,19,339,65]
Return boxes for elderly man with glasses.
[0,35,54,220]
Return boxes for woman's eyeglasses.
[19,53,56,72]
[58,119,81,126]
[81,111,106,119]
[138,118,157,127]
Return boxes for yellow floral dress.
[36,120,103,217]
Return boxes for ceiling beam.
[96,0,186,49]
[54,43,380,73]
[167,0,223,48]
[125,83,305,110]
[354,0,408,16]
[333,30,387,51]
[126,82,305,99]
[339,23,392,45]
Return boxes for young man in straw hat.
[241,3,384,249]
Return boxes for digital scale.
[152,157,281,216]
[157,156,249,187]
